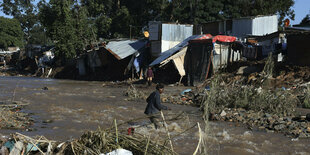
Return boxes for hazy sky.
[0,0,309,25]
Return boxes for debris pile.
[124,85,147,101]
[199,74,310,138]
[0,101,33,130]
[210,108,310,138]
[0,125,176,155]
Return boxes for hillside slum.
[1,15,310,154]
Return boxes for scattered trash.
[180,89,192,96]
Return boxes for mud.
[0,76,310,154]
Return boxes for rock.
[220,110,227,117]
[259,126,265,130]
[43,119,53,123]
[162,98,168,102]
[274,124,286,131]
[298,132,307,138]
[267,117,275,125]
[236,116,243,122]
[264,113,272,118]
[266,129,274,133]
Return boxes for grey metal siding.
[232,15,278,38]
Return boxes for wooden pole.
[160,111,174,152]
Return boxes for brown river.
[0,76,309,155]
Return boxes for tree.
[300,13,310,26]
[0,17,23,49]
[1,0,40,45]
[80,0,114,39]
[222,0,295,26]
[39,0,94,63]
[39,0,77,62]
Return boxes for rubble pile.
[199,72,310,138]
[0,126,175,155]
[0,102,33,130]
[210,108,310,138]
[124,84,147,101]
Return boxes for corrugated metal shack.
[244,32,286,59]
[149,35,239,85]
[185,35,239,86]
[149,35,204,83]
[148,21,193,57]
[232,15,278,38]
[287,30,310,66]
[77,39,148,80]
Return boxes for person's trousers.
[149,115,160,129]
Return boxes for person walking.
[144,84,170,129]
[146,67,154,86]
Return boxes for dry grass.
[303,85,310,108]
[124,84,146,101]
[201,74,298,116]
[262,53,275,78]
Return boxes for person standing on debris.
[144,84,171,129]
[146,67,154,86]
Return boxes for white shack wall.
[213,43,240,70]
[252,15,278,36]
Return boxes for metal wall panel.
[161,24,193,53]
[232,18,253,38]
[148,21,161,41]
[232,15,278,38]
[161,24,193,41]
[150,41,161,57]
[252,15,278,36]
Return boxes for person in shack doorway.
[144,84,171,129]
[146,67,154,86]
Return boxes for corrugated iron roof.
[105,40,147,60]
[150,35,202,66]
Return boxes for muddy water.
[0,76,310,155]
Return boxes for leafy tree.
[110,6,132,38]
[0,17,23,49]
[28,24,51,45]
[80,0,114,39]
[222,0,295,26]
[1,0,40,45]
[300,13,310,26]
[39,0,94,63]
[39,0,77,62]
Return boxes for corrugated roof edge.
[149,35,202,66]
[232,14,277,20]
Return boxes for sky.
[0,0,309,25]
[291,0,310,25]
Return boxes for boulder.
[220,110,227,117]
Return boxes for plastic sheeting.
[212,35,236,43]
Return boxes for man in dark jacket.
[144,84,170,129]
